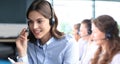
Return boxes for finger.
[24,31,28,39]
[16,35,27,47]
[20,28,27,36]
[19,28,28,40]
[19,35,26,40]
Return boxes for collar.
[36,37,55,47]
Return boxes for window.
[52,0,120,34]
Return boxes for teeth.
[34,30,41,34]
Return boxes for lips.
[33,29,42,35]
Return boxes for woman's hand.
[16,28,28,57]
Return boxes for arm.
[16,28,29,64]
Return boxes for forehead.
[92,23,100,32]
[28,11,43,19]
[80,23,87,28]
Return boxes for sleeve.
[17,55,29,64]
[63,38,80,64]
[111,53,120,64]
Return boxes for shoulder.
[27,41,36,48]
[55,34,77,47]
[61,34,77,43]
[111,53,120,64]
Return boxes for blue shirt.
[18,35,79,64]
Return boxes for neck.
[40,33,52,45]
[100,40,108,53]
[82,35,90,41]
[75,34,80,42]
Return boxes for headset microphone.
[93,38,106,42]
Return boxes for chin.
[34,35,42,39]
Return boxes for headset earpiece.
[50,16,55,25]
[105,32,112,39]
[105,27,113,39]
[47,1,55,26]
[88,30,92,35]
[87,24,92,35]
[105,23,115,39]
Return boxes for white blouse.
[110,53,120,64]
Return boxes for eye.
[37,18,44,24]
[28,20,33,24]
[37,20,42,24]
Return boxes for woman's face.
[28,11,51,39]
[92,23,105,45]
[72,26,78,35]
[80,23,88,37]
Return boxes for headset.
[86,20,92,35]
[105,23,115,39]
[47,0,55,26]
[87,26,92,35]
[105,32,112,39]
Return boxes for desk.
[0,38,16,59]
[0,37,16,43]
[0,39,16,43]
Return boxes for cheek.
[80,25,88,36]
[43,23,51,31]
[29,24,33,30]
[93,33,100,39]
[93,32,105,40]
[80,30,88,36]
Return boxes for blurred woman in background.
[91,15,120,64]
[72,23,81,42]
[78,19,98,64]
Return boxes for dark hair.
[91,15,120,64]
[81,19,92,35]
[27,0,64,43]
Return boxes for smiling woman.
[15,0,79,64]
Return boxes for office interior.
[0,0,120,64]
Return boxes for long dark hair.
[27,0,64,43]
[91,15,120,64]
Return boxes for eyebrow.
[28,18,43,21]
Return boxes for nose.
[33,23,38,29]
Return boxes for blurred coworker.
[91,15,120,64]
[15,0,79,64]
[78,19,92,60]
[72,23,81,42]
[78,19,98,64]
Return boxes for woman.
[91,15,120,64]
[72,23,81,42]
[78,19,98,64]
[15,0,79,64]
